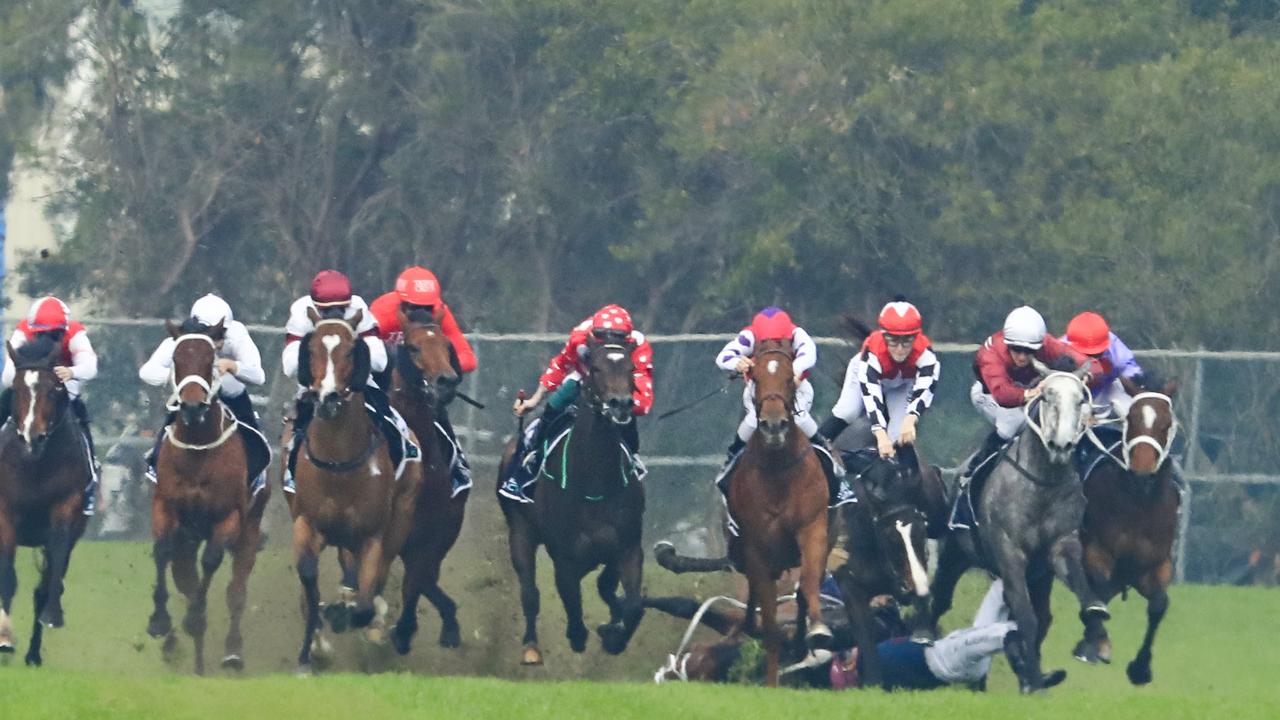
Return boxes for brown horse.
[290,309,422,673]
[146,319,270,674]
[385,307,469,655]
[499,334,646,665]
[1074,385,1180,685]
[728,338,832,687]
[0,337,93,666]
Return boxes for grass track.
[2,529,1278,717]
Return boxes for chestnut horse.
[386,307,469,655]
[728,338,832,687]
[1074,385,1180,685]
[290,309,422,673]
[0,337,93,666]
[146,319,270,674]
[499,334,646,665]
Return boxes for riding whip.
[657,379,733,421]
[516,389,527,436]
[455,390,486,409]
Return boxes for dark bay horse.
[290,309,423,673]
[499,335,646,665]
[0,337,93,666]
[386,307,469,655]
[146,319,269,674]
[926,366,1109,693]
[1074,386,1180,685]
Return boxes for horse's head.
[1123,391,1178,476]
[166,317,226,428]
[859,459,931,600]
[301,307,370,419]
[751,339,796,448]
[397,305,460,407]
[1028,363,1093,463]
[6,337,69,456]
[582,331,636,425]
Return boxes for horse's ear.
[1030,357,1052,377]
[350,337,371,392]
[395,305,410,332]
[1073,361,1092,382]
[165,319,181,339]
[208,319,226,342]
[348,309,363,331]
[306,305,321,326]
[1161,379,1179,398]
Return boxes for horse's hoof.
[1044,669,1068,689]
[24,653,41,667]
[147,614,172,639]
[295,663,313,678]
[1126,660,1153,686]
[597,623,627,656]
[391,625,413,656]
[1072,639,1099,664]
[221,654,244,671]
[439,624,461,649]
[652,541,676,564]
[806,621,834,650]
[350,607,375,630]
[521,645,544,666]
[1098,639,1113,664]
[322,602,351,633]
[39,607,64,629]
[568,628,588,654]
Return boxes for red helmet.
[310,270,353,307]
[750,307,797,341]
[395,266,441,306]
[1066,311,1111,355]
[28,296,70,332]
[591,304,633,334]
[878,300,922,335]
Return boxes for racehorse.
[498,333,646,665]
[290,309,422,673]
[1073,383,1180,685]
[146,318,270,674]
[926,364,1109,693]
[0,337,93,666]
[385,307,469,655]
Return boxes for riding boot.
[364,384,417,466]
[715,435,747,495]
[70,397,98,465]
[220,390,260,430]
[960,430,1005,487]
[436,411,472,493]
[146,411,178,483]
[284,397,314,493]
[810,432,852,506]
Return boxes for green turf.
[2,508,1278,717]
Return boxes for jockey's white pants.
[830,369,913,451]
[971,382,1027,440]
[738,378,817,441]
[1093,378,1135,419]
[924,579,1014,684]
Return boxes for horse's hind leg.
[553,561,590,653]
[1127,562,1172,686]
[391,552,426,656]
[1050,532,1109,641]
[37,514,76,629]
[598,544,645,655]
[293,516,326,674]
[506,511,543,665]
[421,556,461,649]
[595,562,622,624]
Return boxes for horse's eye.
[408,345,421,355]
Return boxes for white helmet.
[1003,305,1047,350]
[190,293,234,327]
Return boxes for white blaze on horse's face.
[607,352,625,363]
[767,360,779,375]
[1140,404,1157,432]
[319,334,341,401]
[20,370,39,444]
[1036,374,1088,463]
[894,520,930,598]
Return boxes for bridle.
[751,346,797,416]
[313,319,359,401]
[582,340,636,421]
[11,364,70,447]
[165,333,238,451]
[1084,392,1178,472]
[1022,371,1093,452]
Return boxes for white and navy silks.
[829,348,938,452]
[139,317,272,496]
[715,327,819,441]
[281,294,417,490]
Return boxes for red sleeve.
[368,292,401,341]
[539,330,587,391]
[1040,335,1102,384]
[976,342,1026,408]
[631,339,655,416]
[438,304,477,374]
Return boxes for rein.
[166,404,239,451]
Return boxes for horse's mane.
[841,316,874,344]
[14,335,60,367]
[404,307,436,326]
[179,316,211,335]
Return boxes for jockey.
[715,307,819,470]
[818,299,939,461]
[502,305,654,502]
[1061,311,1145,418]
[369,265,477,492]
[0,297,99,509]
[962,305,1098,480]
[139,294,266,483]
[281,270,414,491]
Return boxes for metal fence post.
[1174,357,1204,584]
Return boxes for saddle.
[947,438,1012,531]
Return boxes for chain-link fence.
[43,317,1280,586]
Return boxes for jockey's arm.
[0,330,23,388]
[906,348,940,417]
[977,348,1027,409]
[138,338,178,387]
[631,337,654,415]
[438,304,478,374]
[281,337,301,378]
[716,330,754,375]
[1110,334,1144,382]
[226,323,266,386]
[66,331,98,381]
[791,327,817,377]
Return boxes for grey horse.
[926,364,1109,693]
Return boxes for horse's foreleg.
[148,501,177,638]
[553,560,589,654]
[0,521,16,654]
[38,510,76,630]
[598,544,644,655]
[293,516,325,674]
[420,555,461,649]
[180,513,236,676]
[595,562,622,624]
[993,551,1043,693]
[391,552,425,656]
[1127,561,1172,686]
[25,574,47,666]
[222,523,259,671]
[1051,532,1109,636]
[754,571,781,688]
[350,537,385,630]
[797,521,831,649]
[507,514,543,665]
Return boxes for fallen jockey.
[280,270,419,494]
[502,305,654,503]
[139,294,272,495]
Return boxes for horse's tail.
[841,315,875,344]
[653,541,733,574]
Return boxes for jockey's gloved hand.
[872,428,896,459]
[898,414,919,446]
